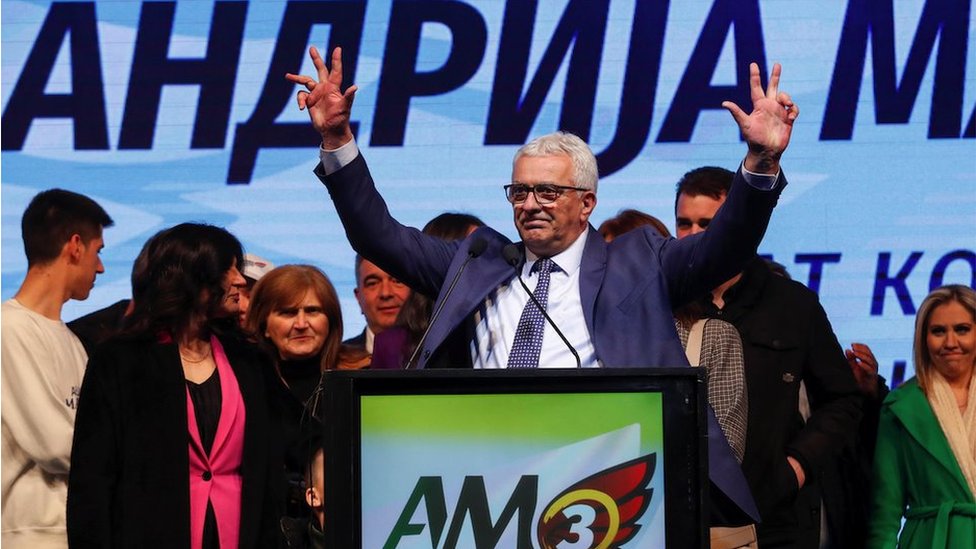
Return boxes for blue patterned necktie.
[508,258,556,368]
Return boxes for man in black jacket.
[674,167,863,548]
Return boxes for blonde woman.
[867,284,976,548]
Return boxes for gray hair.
[513,131,599,192]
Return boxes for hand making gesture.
[723,62,799,175]
[285,46,358,150]
[846,342,881,399]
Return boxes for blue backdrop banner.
[2,0,974,384]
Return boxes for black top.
[279,356,323,409]
[276,356,325,519]
[186,368,222,455]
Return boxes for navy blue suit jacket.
[319,153,784,522]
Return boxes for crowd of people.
[1,46,972,549]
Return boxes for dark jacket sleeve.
[660,170,786,308]
[316,155,458,296]
[67,345,121,548]
[785,297,863,478]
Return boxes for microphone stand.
[404,238,488,369]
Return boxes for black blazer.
[341,329,367,350]
[704,258,863,546]
[67,332,283,548]
[67,299,130,355]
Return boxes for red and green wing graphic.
[537,453,656,549]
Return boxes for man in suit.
[674,167,863,547]
[342,255,411,353]
[287,46,799,523]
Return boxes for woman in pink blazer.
[68,224,282,548]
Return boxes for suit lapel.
[148,340,195,471]
[420,230,515,367]
[889,382,971,493]
[222,336,269,547]
[208,335,242,460]
[579,227,607,343]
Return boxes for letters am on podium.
[320,369,707,548]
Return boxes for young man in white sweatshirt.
[2,189,113,548]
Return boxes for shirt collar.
[364,326,376,353]
[524,228,588,277]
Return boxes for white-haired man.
[287,47,801,526]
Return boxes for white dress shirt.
[471,229,598,368]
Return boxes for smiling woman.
[67,223,282,549]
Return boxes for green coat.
[867,378,975,548]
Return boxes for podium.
[319,368,708,548]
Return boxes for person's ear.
[581,191,597,217]
[64,234,84,263]
[306,486,322,508]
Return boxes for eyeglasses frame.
[503,182,591,205]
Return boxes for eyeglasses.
[503,183,589,204]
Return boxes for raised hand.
[722,63,799,174]
[285,46,358,149]
[846,342,881,399]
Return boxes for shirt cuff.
[739,162,780,190]
[319,137,359,175]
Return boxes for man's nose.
[520,189,542,211]
[96,258,105,274]
[689,223,706,236]
[378,280,394,297]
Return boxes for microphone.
[502,244,582,368]
[404,237,488,369]
[501,244,521,268]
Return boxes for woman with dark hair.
[867,284,975,548]
[68,223,281,549]
[370,212,484,369]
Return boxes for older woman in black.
[245,264,345,411]
[244,264,351,524]
[67,224,281,548]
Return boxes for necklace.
[179,345,212,364]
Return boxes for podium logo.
[537,454,655,548]
[383,454,655,548]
